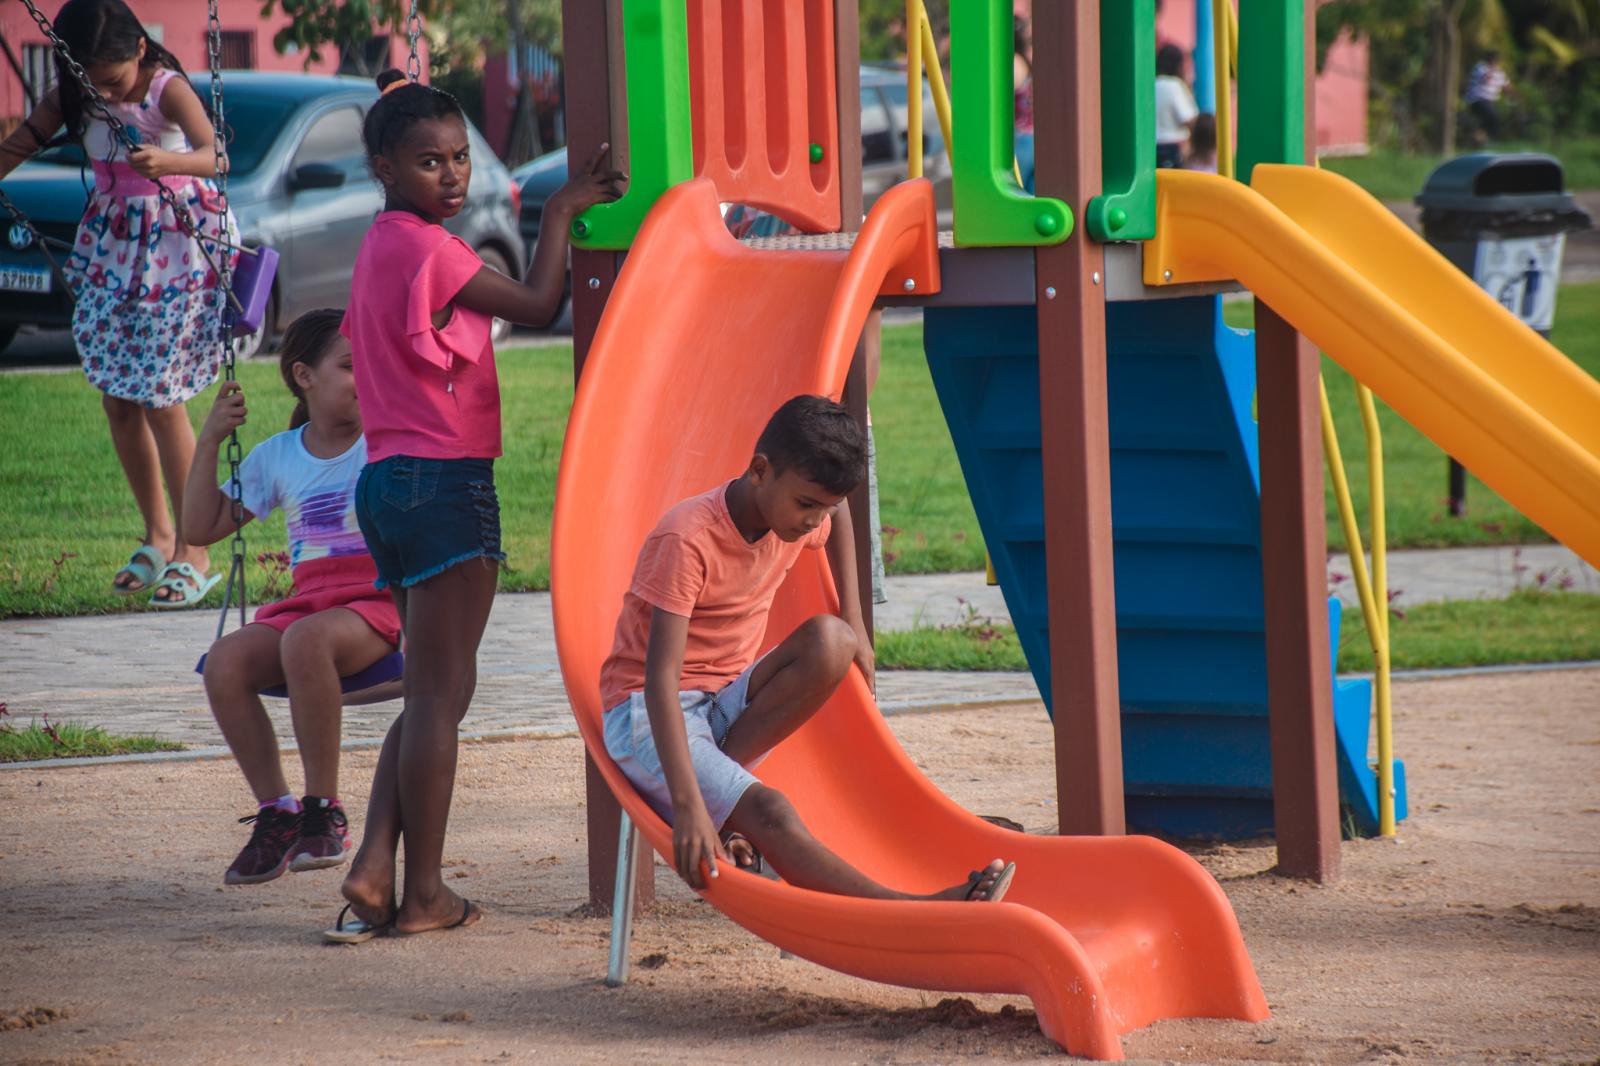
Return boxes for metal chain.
[0,184,74,295]
[15,0,244,315]
[406,0,423,82]
[208,0,246,635]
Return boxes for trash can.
[1416,153,1593,516]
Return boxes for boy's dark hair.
[363,69,465,159]
[755,396,867,497]
[279,308,345,430]
[52,0,197,144]
[1189,111,1217,158]
[1157,43,1186,79]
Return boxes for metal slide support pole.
[605,811,639,987]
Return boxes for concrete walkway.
[2,543,1593,752]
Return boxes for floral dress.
[66,67,238,409]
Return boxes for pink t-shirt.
[343,211,499,462]
[598,481,831,710]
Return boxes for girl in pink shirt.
[329,69,621,943]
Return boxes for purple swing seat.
[228,245,279,338]
[193,650,404,699]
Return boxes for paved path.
[4,543,1592,751]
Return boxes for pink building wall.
[1,0,424,122]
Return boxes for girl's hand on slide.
[548,142,626,218]
[854,634,876,695]
[672,804,729,890]
[200,381,247,443]
[127,146,168,179]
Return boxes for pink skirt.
[251,556,401,647]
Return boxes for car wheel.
[0,323,17,357]
[475,245,514,345]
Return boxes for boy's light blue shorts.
[603,658,766,830]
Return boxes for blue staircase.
[923,296,1406,837]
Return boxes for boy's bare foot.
[339,853,397,928]
[395,888,483,936]
[930,859,1017,902]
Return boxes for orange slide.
[550,177,1268,1060]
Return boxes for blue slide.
[923,296,1406,837]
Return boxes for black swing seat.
[193,650,404,701]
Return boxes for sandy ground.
[2,668,1597,1065]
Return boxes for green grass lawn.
[1321,136,1600,201]
[3,281,1597,617]
[0,715,183,762]
[876,590,1600,675]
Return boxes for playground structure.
[548,0,1600,1058]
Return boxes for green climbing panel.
[948,0,1072,247]
[1087,0,1156,241]
[1237,0,1305,184]
[570,0,694,251]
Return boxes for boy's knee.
[278,619,328,677]
[203,633,254,692]
[802,614,856,671]
[738,785,804,838]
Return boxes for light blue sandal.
[148,561,223,609]
[111,544,168,596]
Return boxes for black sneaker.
[288,796,351,873]
[224,806,301,885]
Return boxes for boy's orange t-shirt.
[599,481,831,710]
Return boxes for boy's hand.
[199,381,247,444]
[545,143,626,221]
[853,628,876,694]
[672,802,729,890]
[127,146,170,180]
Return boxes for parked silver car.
[0,73,524,357]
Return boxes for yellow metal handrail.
[905,0,953,181]
[1320,377,1396,836]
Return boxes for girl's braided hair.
[363,69,465,160]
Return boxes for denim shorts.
[355,455,506,590]
[602,657,768,830]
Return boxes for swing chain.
[207,0,246,634]
[406,0,424,82]
[14,0,245,314]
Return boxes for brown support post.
[563,0,654,912]
[834,0,873,638]
[1257,1,1340,882]
[1031,1,1125,835]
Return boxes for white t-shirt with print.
[1156,75,1200,145]
[231,427,369,567]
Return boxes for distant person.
[1185,112,1218,173]
[1465,51,1511,144]
[0,0,238,608]
[185,310,401,887]
[1014,14,1035,192]
[327,69,622,944]
[1155,43,1199,169]
[599,396,1018,904]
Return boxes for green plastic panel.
[1236,0,1305,184]
[949,0,1072,247]
[571,0,695,251]
[1087,0,1157,241]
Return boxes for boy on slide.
[599,395,1017,901]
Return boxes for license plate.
[0,264,51,293]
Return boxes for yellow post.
[920,13,953,148]
[906,0,924,179]
[1356,384,1396,836]
[1211,0,1235,179]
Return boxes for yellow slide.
[1145,165,1600,568]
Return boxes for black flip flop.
[965,861,1018,903]
[322,902,395,944]
[721,831,765,875]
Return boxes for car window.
[861,89,895,166]
[879,82,945,156]
[290,106,366,178]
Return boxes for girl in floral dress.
[0,0,237,605]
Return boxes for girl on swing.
[185,309,402,886]
[0,0,233,607]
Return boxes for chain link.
[406,0,424,82]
